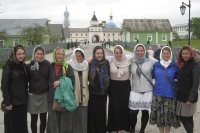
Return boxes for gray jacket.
[130,57,157,93]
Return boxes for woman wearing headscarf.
[47,47,75,133]
[107,45,131,133]
[176,46,200,133]
[1,45,28,133]
[129,44,157,133]
[68,48,89,133]
[149,46,180,133]
[88,46,110,133]
[27,45,52,133]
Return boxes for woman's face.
[95,49,104,61]
[75,51,84,63]
[34,50,44,62]
[162,50,171,61]
[55,49,65,62]
[182,49,191,61]
[114,48,123,60]
[16,49,25,62]
[136,46,145,57]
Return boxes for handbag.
[52,100,66,112]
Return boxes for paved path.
[0,43,200,133]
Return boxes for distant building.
[172,23,193,39]
[65,12,121,43]
[122,19,173,45]
[64,6,70,28]
[48,24,64,43]
[0,19,49,47]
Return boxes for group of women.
[1,43,199,133]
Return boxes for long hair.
[7,45,25,64]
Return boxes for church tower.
[90,11,99,26]
[64,6,70,28]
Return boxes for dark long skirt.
[4,104,28,133]
[88,94,107,133]
[73,106,88,133]
[47,109,73,133]
[107,80,131,132]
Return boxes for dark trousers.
[31,113,47,133]
[130,110,149,132]
[180,116,194,133]
[4,104,28,133]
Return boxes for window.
[76,34,78,36]
[70,34,72,36]
[81,34,83,36]
[162,34,167,41]
[85,34,87,36]
[0,40,4,47]
[134,34,139,41]
[104,34,105,36]
[147,34,152,41]
[112,33,115,36]
[13,39,19,46]
[108,34,110,36]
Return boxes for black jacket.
[176,59,200,103]
[1,61,28,106]
[27,60,52,94]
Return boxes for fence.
[0,43,68,64]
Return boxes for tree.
[191,17,200,39]
[173,31,179,40]
[22,24,47,45]
[0,30,6,40]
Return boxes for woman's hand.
[6,104,13,110]
[53,81,60,88]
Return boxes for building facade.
[172,23,192,39]
[66,12,121,43]
[122,19,173,45]
[0,19,49,47]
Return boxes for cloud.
[0,0,200,27]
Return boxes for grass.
[172,39,200,50]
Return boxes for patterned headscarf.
[52,48,68,76]
[89,46,109,89]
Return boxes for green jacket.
[54,77,77,111]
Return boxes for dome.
[106,20,117,28]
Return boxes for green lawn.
[172,39,200,50]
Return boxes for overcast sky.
[0,0,200,27]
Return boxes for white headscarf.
[69,48,88,71]
[160,46,172,68]
[113,45,131,78]
[31,45,45,71]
